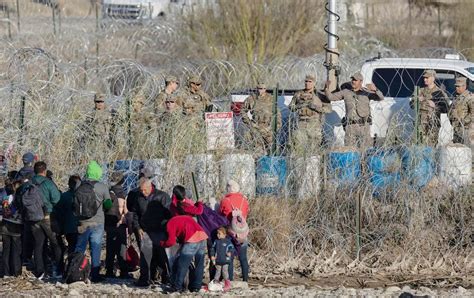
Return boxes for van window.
[372,68,471,97]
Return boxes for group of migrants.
[0,155,250,293]
[85,70,472,160]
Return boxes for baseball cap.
[350,72,364,81]
[165,75,178,83]
[455,77,467,86]
[256,82,266,89]
[423,69,436,78]
[188,76,202,84]
[22,152,35,164]
[94,93,106,102]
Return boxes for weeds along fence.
[0,8,472,278]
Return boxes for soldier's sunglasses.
[95,100,104,103]
[192,83,201,86]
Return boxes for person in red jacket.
[169,185,204,217]
[218,180,250,282]
[160,215,208,292]
[219,181,249,222]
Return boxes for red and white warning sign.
[205,112,235,150]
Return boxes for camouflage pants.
[291,120,323,156]
[452,122,472,146]
[345,123,371,149]
[246,127,274,155]
[420,122,440,147]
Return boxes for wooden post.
[437,5,442,37]
[414,87,420,145]
[58,4,62,36]
[16,0,20,34]
[356,191,362,261]
[148,2,152,19]
[83,57,88,86]
[95,1,100,69]
[6,8,12,39]
[134,43,139,60]
[271,84,279,156]
[19,95,26,145]
[52,5,57,36]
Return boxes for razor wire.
[0,7,471,270]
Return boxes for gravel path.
[1,276,472,297]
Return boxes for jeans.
[172,240,206,291]
[29,218,62,277]
[75,224,104,278]
[229,241,249,281]
[2,235,22,277]
[105,225,128,275]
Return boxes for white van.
[325,56,474,146]
[102,0,168,19]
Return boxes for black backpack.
[106,190,121,217]
[20,181,46,222]
[73,181,99,220]
[64,252,91,284]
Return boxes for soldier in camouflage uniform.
[325,72,384,149]
[289,75,332,155]
[449,77,473,146]
[157,96,183,126]
[241,82,281,155]
[177,75,213,117]
[154,75,180,114]
[83,94,117,160]
[410,69,449,147]
[156,96,184,156]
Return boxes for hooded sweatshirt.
[79,161,110,227]
[31,175,61,214]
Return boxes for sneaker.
[134,279,150,287]
[36,273,45,280]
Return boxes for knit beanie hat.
[86,161,102,181]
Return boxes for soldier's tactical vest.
[346,91,370,121]
[91,110,111,137]
[449,91,472,124]
[182,90,207,115]
[418,88,436,114]
[252,94,274,127]
[294,91,321,121]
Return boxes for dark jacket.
[211,237,234,265]
[131,187,171,233]
[15,166,34,182]
[31,175,61,214]
[105,184,126,228]
[53,190,78,235]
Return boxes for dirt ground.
[0,271,472,297]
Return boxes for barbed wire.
[0,10,471,274]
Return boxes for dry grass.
[248,187,473,278]
[0,1,472,282]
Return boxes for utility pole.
[324,0,340,92]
